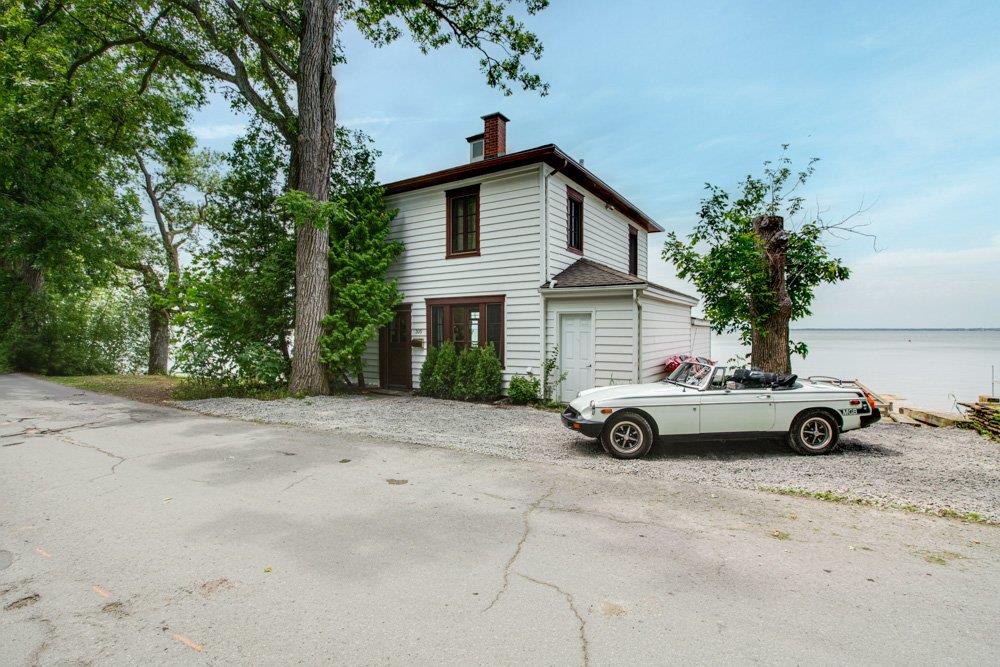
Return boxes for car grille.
[562,406,579,420]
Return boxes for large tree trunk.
[287,0,338,395]
[148,306,170,375]
[750,215,793,374]
[20,262,44,295]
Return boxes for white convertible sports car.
[561,360,881,459]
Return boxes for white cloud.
[190,123,247,140]
[647,233,1000,328]
[801,235,1000,328]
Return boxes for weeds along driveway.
[178,393,1000,523]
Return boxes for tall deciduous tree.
[0,1,196,372]
[79,0,549,394]
[119,130,215,374]
[663,149,867,373]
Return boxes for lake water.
[710,329,1000,412]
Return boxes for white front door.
[559,313,593,402]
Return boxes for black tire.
[788,409,840,455]
[600,411,655,459]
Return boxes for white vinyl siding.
[544,172,647,280]
[363,166,542,388]
[691,320,712,359]
[639,295,697,383]
[545,295,637,388]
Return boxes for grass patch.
[759,486,996,526]
[42,374,289,404]
[170,380,289,402]
[919,550,966,566]
[771,530,791,540]
[45,374,182,404]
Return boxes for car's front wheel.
[788,409,840,455]
[601,411,654,459]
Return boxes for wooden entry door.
[380,306,412,390]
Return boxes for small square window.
[470,139,484,162]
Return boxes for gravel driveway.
[179,393,1000,522]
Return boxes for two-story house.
[362,113,711,401]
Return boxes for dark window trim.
[445,184,481,258]
[566,186,584,255]
[628,226,639,276]
[425,294,505,366]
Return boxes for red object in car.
[664,354,715,374]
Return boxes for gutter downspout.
[633,288,642,384]
[539,162,564,397]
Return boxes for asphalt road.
[2,373,998,665]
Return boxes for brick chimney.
[481,112,509,159]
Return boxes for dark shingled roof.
[541,258,698,302]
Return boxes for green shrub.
[472,343,504,401]
[418,344,439,395]
[453,346,481,400]
[428,342,457,398]
[508,374,540,405]
[541,346,568,403]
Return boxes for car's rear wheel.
[601,411,654,459]
[788,410,840,455]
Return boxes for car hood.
[570,382,692,409]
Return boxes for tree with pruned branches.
[663,148,874,374]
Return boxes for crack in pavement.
[473,489,673,533]
[483,486,554,613]
[1,420,108,439]
[282,474,314,492]
[518,572,589,667]
[51,434,128,480]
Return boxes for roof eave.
[383,144,665,234]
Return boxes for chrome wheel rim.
[610,421,643,452]
[800,417,833,450]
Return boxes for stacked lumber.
[959,401,1000,438]
[899,406,969,428]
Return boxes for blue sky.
[191,0,1000,328]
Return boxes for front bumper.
[860,408,882,428]
[561,406,605,438]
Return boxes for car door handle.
[756,394,771,400]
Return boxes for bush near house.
[508,375,541,405]
[417,342,503,402]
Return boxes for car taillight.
[850,399,861,405]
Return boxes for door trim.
[380,304,413,390]
[557,309,596,401]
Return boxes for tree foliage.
[0,1,195,374]
[64,0,549,393]
[663,148,852,364]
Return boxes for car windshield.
[665,361,713,388]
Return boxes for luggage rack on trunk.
[807,376,903,421]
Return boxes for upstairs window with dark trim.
[566,187,584,254]
[628,227,639,276]
[427,295,505,365]
[446,185,480,257]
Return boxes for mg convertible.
[561,360,881,459]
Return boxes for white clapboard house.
[363,113,711,401]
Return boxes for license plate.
[840,408,859,416]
